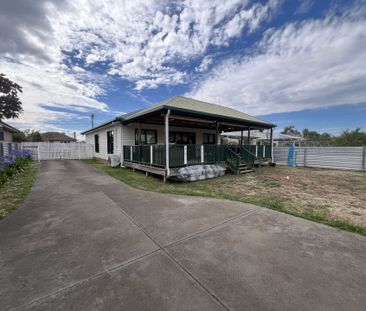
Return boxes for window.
[135,129,157,145]
[169,131,196,144]
[94,134,99,153]
[0,129,4,141]
[107,130,114,154]
[203,133,216,144]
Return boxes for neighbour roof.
[41,132,77,142]
[0,120,20,133]
[82,96,275,134]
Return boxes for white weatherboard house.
[82,96,276,181]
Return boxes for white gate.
[21,142,93,161]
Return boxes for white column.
[120,125,124,167]
[201,145,204,163]
[130,145,133,161]
[150,145,153,164]
[255,145,258,157]
[183,145,187,165]
[270,128,274,163]
[263,145,266,158]
[165,110,171,176]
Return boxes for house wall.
[85,122,217,161]
[123,123,217,145]
[3,129,14,142]
[85,123,122,160]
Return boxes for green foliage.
[0,73,23,120]
[334,128,366,146]
[281,125,301,135]
[280,126,366,146]
[0,162,39,220]
[13,129,43,142]
[0,157,31,186]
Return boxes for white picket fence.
[273,146,366,171]
[21,142,93,161]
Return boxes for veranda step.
[239,169,254,174]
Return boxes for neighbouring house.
[0,120,20,142]
[81,96,276,181]
[222,131,306,146]
[41,132,77,143]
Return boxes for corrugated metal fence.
[21,142,93,160]
[274,146,366,171]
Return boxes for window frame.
[169,131,196,144]
[107,130,114,154]
[135,129,157,145]
[94,134,99,153]
[203,133,216,145]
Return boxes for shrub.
[0,149,32,186]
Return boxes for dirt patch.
[217,166,366,226]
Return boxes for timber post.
[165,110,171,177]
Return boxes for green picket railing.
[123,144,271,170]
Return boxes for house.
[81,96,276,181]
[222,131,306,146]
[0,120,20,142]
[41,132,77,143]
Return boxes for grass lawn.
[0,162,40,220]
[83,159,366,236]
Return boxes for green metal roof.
[118,96,275,128]
[82,96,275,134]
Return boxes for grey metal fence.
[273,146,366,171]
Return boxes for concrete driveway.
[0,160,365,311]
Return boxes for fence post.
[150,145,153,165]
[362,146,366,172]
[304,147,307,167]
[78,143,81,160]
[183,145,187,165]
[38,143,41,161]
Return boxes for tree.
[281,125,301,136]
[0,73,23,120]
[334,128,366,146]
[13,129,42,142]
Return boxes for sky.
[1,0,365,139]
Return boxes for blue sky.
[1,0,365,138]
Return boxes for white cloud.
[1,0,279,133]
[50,0,279,89]
[188,5,366,115]
[1,59,108,131]
[195,56,213,73]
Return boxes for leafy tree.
[281,125,301,136]
[334,128,366,146]
[302,128,334,144]
[13,129,42,142]
[0,73,23,120]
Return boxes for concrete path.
[0,160,365,311]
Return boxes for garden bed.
[0,150,39,220]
